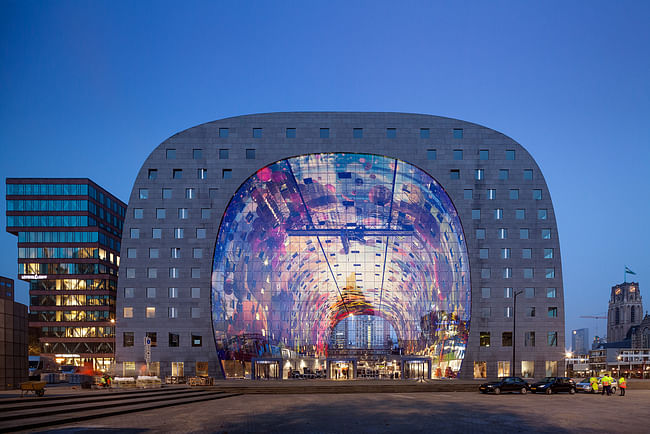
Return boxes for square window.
[509,189,519,200]
[541,229,551,239]
[538,209,548,220]
[196,228,206,239]
[525,332,535,347]
[487,189,496,200]
[503,267,512,278]
[353,128,363,138]
[464,189,472,199]
[193,248,202,258]
[209,188,219,198]
[146,287,156,298]
[193,149,203,159]
[453,150,463,160]
[450,169,460,179]
[171,248,181,259]
[198,169,207,179]
[219,149,229,159]
[547,288,557,298]
[174,228,184,239]
[134,208,143,219]
[472,209,481,219]
[504,307,512,318]
[420,128,430,138]
[146,307,156,318]
[533,189,542,200]
[219,128,229,138]
[502,332,512,346]
[124,287,134,298]
[524,268,533,279]
[222,169,232,179]
[479,150,489,160]
[172,169,182,179]
[147,268,157,278]
[547,331,558,346]
[494,209,503,220]
[152,228,162,239]
[474,361,487,379]
[506,150,515,160]
[149,248,159,258]
[525,287,535,298]
[427,149,437,160]
[126,268,135,278]
[191,307,201,318]
[166,149,176,159]
[178,208,188,219]
[516,209,525,220]
[192,335,202,347]
[148,169,158,179]
[253,128,263,138]
[286,128,296,138]
[498,228,507,239]
[169,267,179,278]
[504,287,513,298]
[481,307,491,318]
[127,248,137,258]
[548,307,558,318]
[186,188,196,199]
[522,248,532,259]
[320,128,330,138]
[453,128,463,139]
[386,128,396,138]
[191,287,200,298]
[169,333,179,347]
[156,208,166,219]
[475,169,484,180]
[123,332,134,347]
[169,287,179,298]
[481,268,491,279]
[545,268,555,279]
[520,229,529,239]
[130,228,139,239]
[162,188,172,199]
[191,268,200,278]
[479,332,490,347]
[246,149,256,159]
[476,229,486,240]
[501,248,510,259]
[523,169,533,180]
[481,287,491,298]
[201,209,210,219]
[139,189,148,199]
[499,169,509,180]
[544,248,554,259]
[479,248,489,259]
[522,361,534,378]
[146,332,157,347]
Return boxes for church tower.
[607,282,643,343]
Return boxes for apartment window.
[286,128,296,138]
[504,287,513,298]
[504,307,512,318]
[124,288,134,298]
[420,128,430,138]
[169,267,179,278]
[547,288,557,298]
[542,229,551,239]
[546,268,555,279]
[544,248,554,259]
[499,169,508,180]
[463,189,472,199]
[481,287,491,298]
[487,189,496,200]
[521,361,534,378]
[538,209,548,220]
[191,287,201,298]
[219,128,229,138]
[196,228,206,239]
[168,287,178,298]
[525,332,535,347]
[509,189,519,200]
[527,307,536,317]
[474,361,487,379]
[171,248,181,259]
[479,248,489,259]
[191,307,201,318]
[472,209,481,219]
[520,229,529,239]
[126,268,135,278]
[209,188,219,198]
[453,150,463,160]
[174,228,184,239]
[139,189,148,200]
[524,268,533,279]
[152,228,162,239]
[199,209,209,220]
[522,248,532,259]
[246,149,256,159]
[320,128,330,138]
[173,169,182,179]
[166,149,176,159]
[191,268,200,278]
[525,287,535,298]
[494,209,503,220]
[479,150,489,160]
[353,128,363,138]
[178,208,189,219]
[148,169,158,179]
[219,149,229,159]
[503,268,512,279]
[156,208,166,219]
[146,332,157,347]
[193,149,203,159]
[162,188,172,199]
[481,268,491,279]
[450,169,460,179]
[192,335,202,347]
[546,361,558,377]
[123,332,134,347]
[147,268,157,278]
[516,209,525,220]
[498,228,507,239]
[533,189,542,200]
[480,307,491,318]
[480,332,490,347]
[427,149,437,160]
[146,307,155,318]
[386,128,396,138]
[506,150,515,160]
[198,169,207,179]
[476,229,486,240]
[475,169,484,180]
[168,307,178,318]
[133,208,143,219]
[186,188,196,199]
[498,361,511,378]
[149,248,159,259]
[169,333,180,347]
[523,169,533,180]
[146,287,156,298]
[127,248,137,259]
[548,332,558,346]
[548,307,558,318]
[453,128,463,139]
[502,332,512,347]
[130,228,140,239]
[123,307,133,318]
[253,128,263,138]
[501,248,511,259]
[222,169,232,179]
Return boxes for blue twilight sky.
[1,1,649,344]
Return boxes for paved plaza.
[32,390,650,434]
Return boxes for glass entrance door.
[254,361,280,380]
[404,360,428,380]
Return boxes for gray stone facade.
[115,112,565,380]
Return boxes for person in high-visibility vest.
[589,376,598,394]
[601,374,611,396]
[619,376,627,396]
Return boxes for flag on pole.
[625,266,636,275]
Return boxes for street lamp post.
[512,290,524,377]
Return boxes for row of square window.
[124,287,198,299]
[124,267,203,279]
[126,247,204,259]
[480,268,556,279]
[483,287,558,298]
[479,331,558,348]
[148,168,229,180]
[183,127,467,140]
[123,306,202,320]
[473,208,548,220]
[134,207,207,221]
[123,332,202,348]
[450,168,533,181]
[129,227,206,239]
[428,149,517,161]
[479,248,554,260]
[463,189,543,200]
[476,228,552,240]
[474,361,557,379]
[165,148,256,160]
[479,306,559,319]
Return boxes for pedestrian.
[619,375,627,396]
[589,376,598,394]
[601,374,611,396]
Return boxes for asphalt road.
[33,389,648,433]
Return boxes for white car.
[575,378,617,393]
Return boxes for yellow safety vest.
[602,377,610,386]
[619,378,626,388]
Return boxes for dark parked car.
[530,377,576,394]
[479,377,530,394]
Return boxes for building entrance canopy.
[212,153,470,370]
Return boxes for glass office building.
[6,179,126,371]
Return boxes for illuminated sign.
[20,274,47,280]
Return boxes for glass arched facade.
[212,153,470,377]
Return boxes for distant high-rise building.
[5,179,126,371]
[0,276,28,389]
[571,328,589,355]
[607,282,643,343]
[592,335,606,349]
